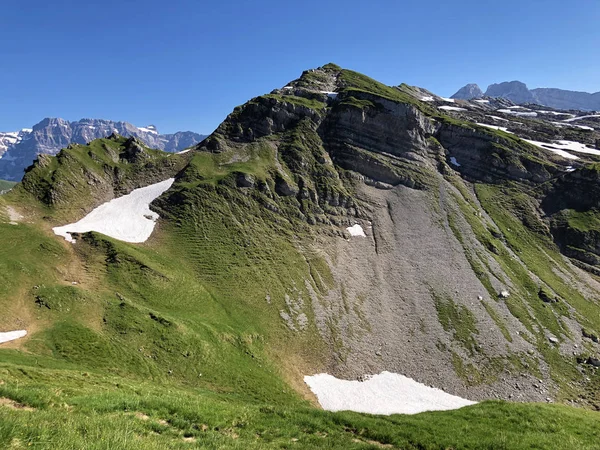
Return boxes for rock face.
[451,83,483,100]
[485,81,536,104]
[0,118,206,181]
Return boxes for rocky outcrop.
[0,118,206,181]
[451,83,484,100]
[436,123,555,184]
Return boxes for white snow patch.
[305,372,476,415]
[537,110,573,116]
[450,156,461,167]
[440,97,455,103]
[420,96,434,102]
[563,114,600,123]
[439,105,466,112]
[319,91,338,99]
[497,109,538,117]
[574,125,595,131]
[475,123,513,134]
[524,140,581,160]
[177,149,191,154]
[346,224,366,237]
[487,115,509,122]
[53,178,175,243]
[137,126,159,135]
[553,140,600,155]
[506,105,527,110]
[0,330,27,344]
[473,99,489,104]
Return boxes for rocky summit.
[1,64,600,448]
[0,118,206,181]
[451,83,483,100]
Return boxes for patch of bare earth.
[0,397,35,411]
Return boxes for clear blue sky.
[1,0,598,134]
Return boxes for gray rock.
[451,83,484,100]
[274,174,298,197]
[548,336,559,344]
[236,172,255,188]
[485,81,536,104]
[588,357,600,367]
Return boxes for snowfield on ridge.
[53,178,174,243]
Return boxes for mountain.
[0,128,31,158]
[451,83,483,100]
[484,80,537,104]
[532,87,600,111]
[1,64,600,448]
[0,118,206,181]
[452,81,600,111]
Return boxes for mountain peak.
[484,80,536,104]
[451,83,483,100]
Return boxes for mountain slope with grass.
[1,64,600,448]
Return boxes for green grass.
[1,359,600,449]
[263,94,326,111]
[433,292,479,355]
[0,179,16,193]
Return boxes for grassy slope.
[0,179,16,192]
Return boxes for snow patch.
[487,115,509,122]
[450,156,461,167]
[346,224,366,237]
[537,110,574,116]
[497,109,538,117]
[563,114,600,123]
[440,97,455,103]
[524,140,581,160]
[439,106,466,112]
[0,330,27,344]
[473,99,489,104]
[553,140,600,155]
[420,96,434,102]
[320,91,338,99]
[53,178,175,243]
[476,123,513,134]
[305,372,476,415]
[177,149,191,154]
[137,126,159,135]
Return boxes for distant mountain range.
[0,118,206,181]
[451,81,600,111]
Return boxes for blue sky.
[1,0,598,134]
